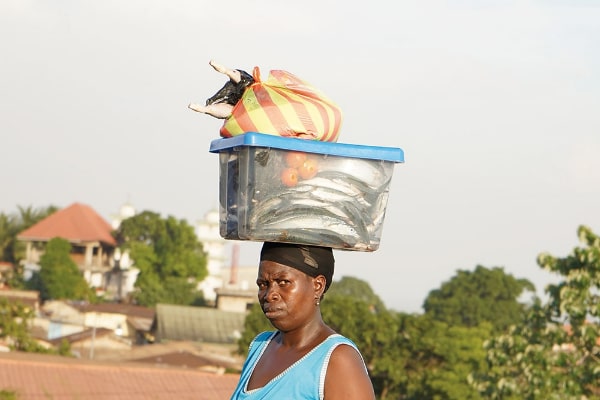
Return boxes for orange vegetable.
[281,167,299,187]
[299,158,318,180]
[285,151,307,168]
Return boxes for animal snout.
[205,69,255,106]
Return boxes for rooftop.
[0,351,240,400]
[17,202,116,246]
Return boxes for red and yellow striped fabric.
[220,67,343,142]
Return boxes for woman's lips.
[262,305,282,318]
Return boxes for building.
[151,303,245,344]
[196,208,227,302]
[15,202,256,308]
[16,202,140,301]
[17,203,117,291]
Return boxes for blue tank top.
[230,331,364,400]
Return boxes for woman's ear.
[313,275,326,297]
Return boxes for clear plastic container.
[210,133,404,251]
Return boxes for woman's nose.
[264,285,280,301]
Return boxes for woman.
[230,242,376,400]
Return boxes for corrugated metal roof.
[17,202,116,246]
[154,304,246,344]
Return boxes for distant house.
[215,287,256,313]
[41,300,155,346]
[217,263,258,312]
[16,202,131,298]
[0,289,40,312]
[47,327,132,359]
[152,304,246,344]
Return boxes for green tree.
[236,302,273,356]
[115,211,207,307]
[0,390,17,400]
[379,312,490,400]
[323,293,400,399]
[473,225,600,399]
[34,237,94,301]
[327,276,386,312]
[0,297,72,357]
[0,205,58,288]
[423,265,535,333]
[0,205,58,264]
[0,212,16,262]
[0,297,46,353]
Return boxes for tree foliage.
[327,276,386,312]
[32,238,94,301]
[115,210,208,307]
[0,390,17,400]
[0,205,58,287]
[236,302,273,356]
[423,265,535,333]
[323,293,401,399]
[367,312,491,400]
[0,297,70,355]
[473,225,600,399]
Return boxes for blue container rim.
[209,132,405,163]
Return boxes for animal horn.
[209,60,242,83]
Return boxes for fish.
[241,157,393,250]
[255,213,367,248]
[317,157,393,190]
[256,196,370,238]
[255,230,372,251]
[297,177,372,208]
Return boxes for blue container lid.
[209,132,404,163]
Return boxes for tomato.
[285,151,307,168]
[299,158,318,180]
[280,167,299,187]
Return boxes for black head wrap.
[260,242,335,292]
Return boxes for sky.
[1,0,599,313]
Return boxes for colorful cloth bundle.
[220,67,343,143]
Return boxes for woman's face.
[256,260,322,330]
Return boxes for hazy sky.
[2,0,599,313]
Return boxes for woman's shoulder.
[253,331,276,341]
[320,334,367,373]
[325,335,375,399]
[325,333,359,350]
[247,331,276,350]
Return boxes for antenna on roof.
[229,243,239,285]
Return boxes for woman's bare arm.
[324,344,376,400]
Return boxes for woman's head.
[259,242,335,292]
[257,242,335,330]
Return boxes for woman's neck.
[277,321,335,350]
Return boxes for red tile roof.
[17,202,116,246]
[0,351,240,399]
[131,350,234,370]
